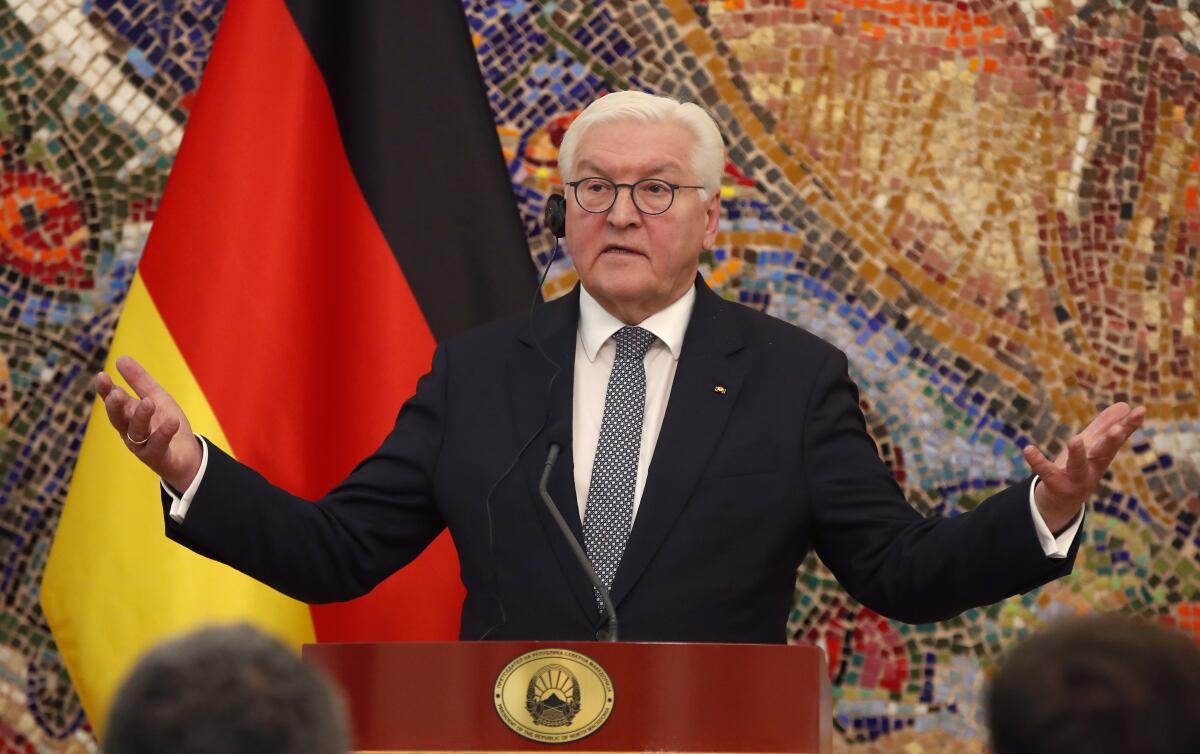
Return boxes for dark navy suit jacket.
[165,277,1077,642]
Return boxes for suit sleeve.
[161,344,451,604]
[805,349,1079,623]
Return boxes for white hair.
[557,91,724,200]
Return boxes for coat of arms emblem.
[494,648,615,743]
[525,663,582,726]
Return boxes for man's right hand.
[96,355,202,492]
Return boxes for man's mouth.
[602,246,644,256]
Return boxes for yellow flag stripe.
[41,272,315,733]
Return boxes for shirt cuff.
[1028,476,1083,558]
[161,435,209,524]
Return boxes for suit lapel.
[609,278,748,608]
[508,285,598,625]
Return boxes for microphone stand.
[539,443,619,642]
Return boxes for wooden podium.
[304,642,831,753]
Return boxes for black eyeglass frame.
[564,176,706,216]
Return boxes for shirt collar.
[578,283,695,363]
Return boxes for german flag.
[41,0,533,730]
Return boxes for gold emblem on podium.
[494,648,615,743]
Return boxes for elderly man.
[97,91,1143,642]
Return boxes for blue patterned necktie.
[583,325,657,611]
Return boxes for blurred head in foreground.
[104,624,347,754]
[987,614,1200,754]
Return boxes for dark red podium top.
[305,641,831,753]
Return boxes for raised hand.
[1023,402,1147,534]
[96,355,202,492]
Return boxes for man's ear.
[701,190,721,250]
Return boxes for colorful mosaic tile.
[0,0,220,750]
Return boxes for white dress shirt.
[572,284,694,522]
[165,284,1081,557]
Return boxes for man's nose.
[606,186,642,227]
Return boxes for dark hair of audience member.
[987,614,1200,754]
[103,624,348,754]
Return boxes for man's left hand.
[1024,402,1146,534]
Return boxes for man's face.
[566,119,721,324]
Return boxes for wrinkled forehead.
[572,118,694,179]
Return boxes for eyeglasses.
[565,176,705,216]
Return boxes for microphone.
[539,421,618,642]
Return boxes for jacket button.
[595,628,611,641]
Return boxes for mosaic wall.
[0,0,1196,752]
[0,0,219,749]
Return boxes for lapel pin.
[713,384,727,395]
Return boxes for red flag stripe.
[140,0,462,640]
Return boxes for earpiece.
[544,194,566,238]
